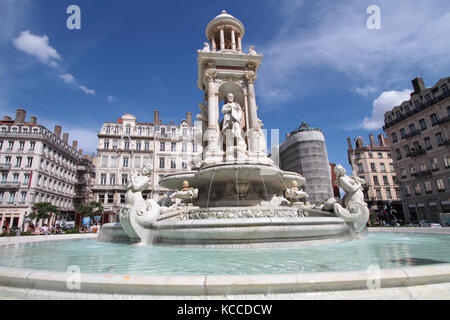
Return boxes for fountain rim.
[0,229,450,299]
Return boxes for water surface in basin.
[0,233,449,275]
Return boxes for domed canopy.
[206,10,245,52]
[206,10,245,45]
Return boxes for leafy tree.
[28,202,59,221]
[77,202,104,217]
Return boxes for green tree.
[28,202,60,221]
[77,202,104,217]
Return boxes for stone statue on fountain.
[222,93,247,161]
[324,165,370,234]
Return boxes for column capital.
[205,70,217,82]
[245,71,257,84]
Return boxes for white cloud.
[360,89,412,130]
[259,0,450,106]
[12,30,61,67]
[79,85,95,95]
[353,86,378,97]
[107,96,117,103]
[59,73,75,84]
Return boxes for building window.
[383,176,389,185]
[408,124,416,133]
[171,159,176,169]
[376,189,382,199]
[9,192,16,204]
[124,141,130,150]
[391,133,398,143]
[23,174,30,185]
[380,163,386,172]
[7,141,14,150]
[430,114,439,126]
[182,159,188,170]
[160,142,165,151]
[193,142,198,153]
[431,157,439,171]
[101,156,108,168]
[436,179,445,192]
[104,141,110,149]
[370,163,376,171]
[373,176,379,185]
[100,174,107,185]
[400,128,406,139]
[19,141,25,150]
[424,137,432,150]
[443,154,450,169]
[171,142,176,152]
[414,183,421,195]
[182,142,187,153]
[15,157,22,167]
[386,189,392,199]
[424,181,432,193]
[126,127,131,135]
[368,152,373,158]
[377,152,383,158]
[111,156,117,168]
[389,163,394,172]
[436,132,445,146]
[355,153,361,159]
[159,157,165,169]
[144,142,150,151]
[123,157,129,167]
[122,174,128,185]
[136,141,141,151]
[419,119,427,131]
[357,163,363,173]
[20,192,26,204]
[404,145,411,157]
[110,174,116,185]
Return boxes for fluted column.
[237,35,242,53]
[219,27,225,50]
[246,72,258,129]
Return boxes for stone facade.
[93,112,202,216]
[279,122,334,204]
[0,109,92,232]
[383,77,450,225]
[346,134,402,218]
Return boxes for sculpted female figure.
[328,165,369,233]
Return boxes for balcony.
[0,164,11,171]
[0,182,20,189]
[404,130,421,139]
[438,139,450,147]
[410,147,426,158]
[412,169,432,178]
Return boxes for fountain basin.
[0,230,450,299]
[151,216,352,247]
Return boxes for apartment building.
[0,108,91,232]
[383,77,450,225]
[347,134,402,218]
[93,111,202,216]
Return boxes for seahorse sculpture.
[119,164,161,242]
[325,165,370,234]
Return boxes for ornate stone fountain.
[104,11,370,247]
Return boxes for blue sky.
[1,0,450,172]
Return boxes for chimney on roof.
[3,116,12,121]
[63,133,69,144]
[378,134,386,147]
[169,120,173,126]
[72,140,78,150]
[412,77,425,93]
[15,108,26,124]
[347,137,353,150]
[30,116,37,124]
[54,125,62,138]
[186,112,192,126]
[369,134,376,147]
[154,111,159,125]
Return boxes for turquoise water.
[0,233,449,275]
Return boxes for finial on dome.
[222,10,227,14]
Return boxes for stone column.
[231,29,236,51]
[206,71,218,129]
[211,38,216,51]
[219,27,225,51]
[237,36,242,53]
[246,72,258,129]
